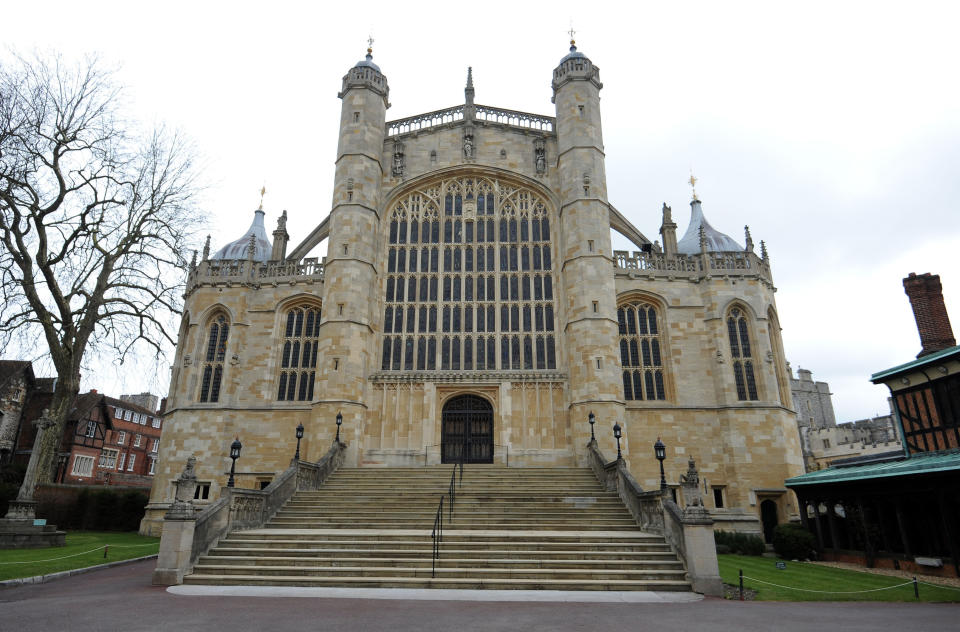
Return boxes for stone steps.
[184,466,690,592]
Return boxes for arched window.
[277,305,321,401]
[199,313,229,403]
[727,307,759,401]
[381,176,557,372]
[617,300,666,401]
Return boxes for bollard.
[913,577,919,600]
[103,545,109,559]
[739,569,744,601]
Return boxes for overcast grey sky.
[6,0,959,421]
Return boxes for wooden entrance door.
[441,395,494,464]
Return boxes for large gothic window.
[727,307,759,401]
[277,305,321,401]
[618,300,666,400]
[381,176,557,372]
[199,313,229,403]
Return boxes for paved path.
[0,559,956,632]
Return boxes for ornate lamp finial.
[688,171,699,202]
[367,35,375,57]
[258,185,266,211]
[568,25,576,47]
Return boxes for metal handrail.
[431,496,443,578]
[432,459,465,578]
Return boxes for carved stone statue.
[463,129,474,160]
[534,138,546,174]
[167,456,199,518]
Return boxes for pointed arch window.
[277,305,321,401]
[727,307,759,401]
[199,313,229,403]
[617,300,666,401]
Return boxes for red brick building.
[9,380,163,488]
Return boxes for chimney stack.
[903,272,956,357]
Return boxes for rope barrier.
[0,542,159,565]
[919,581,960,592]
[741,575,915,594]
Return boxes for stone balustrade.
[387,104,555,137]
[613,249,772,283]
[186,257,324,292]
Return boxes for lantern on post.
[294,422,304,460]
[588,411,596,441]
[227,437,242,488]
[335,411,343,443]
[613,422,622,460]
[654,437,667,491]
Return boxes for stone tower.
[314,47,390,462]
[552,41,626,458]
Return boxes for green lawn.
[718,554,960,602]
[0,531,160,581]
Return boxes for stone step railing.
[585,439,722,596]
[151,441,346,585]
[613,250,771,283]
[387,103,555,137]
[186,257,324,291]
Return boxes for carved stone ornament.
[183,354,192,367]
[680,457,709,518]
[534,138,546,174]
[715,349,725,364]
[167,456,198,518]
[392,141,405,178]
[463,128,475,160]
[230,353,240,366]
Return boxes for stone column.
[152,457,199,586]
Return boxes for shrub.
[772,523,817,560]
[35,485,149,531]
[714,530,766,556]
[0,463,26,517]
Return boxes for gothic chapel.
[141,42,805,536]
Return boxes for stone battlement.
[613,250,772,283]
[387,103,555,138]
[186,257,324,293]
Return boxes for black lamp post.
[335,411,343,443]
[588,411,595,441]
[227,437,242,488]
[654,437,667,490]
[613,422,622,460]
[294,422,304,460]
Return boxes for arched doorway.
[761,499,779,543]
[441,395,494,464]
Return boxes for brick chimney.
[903,272,956,358]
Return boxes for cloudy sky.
[6,1,958,421]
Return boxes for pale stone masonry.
[141,42,805,537]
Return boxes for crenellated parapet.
[387,103,555,138]
[185,257,324,295]
[613,250,773,285]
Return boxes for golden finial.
[688,171,699,202]
[258,185,266,210]
[568,25,576,46]
[367,35,374,55]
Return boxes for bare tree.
[0,53,200,516]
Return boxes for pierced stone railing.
[474,105,555,132]
[152,441,346,585]
[387,105,465,136]
[386,103,555,137]
[585,440,721,596]
[613,250,771,283]
[186,257,324,291]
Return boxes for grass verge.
[718,554,960,602]
[0,531,159,581]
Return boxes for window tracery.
[727,307,759,400]
[199,313,229,402]
[383,176,557,372]
[617,300,666,400]
[277,305,321,401]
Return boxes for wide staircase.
[184,466,691,591]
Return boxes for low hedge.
[772,523,817,560]
[35,485,149,531]
[714,529,766,556]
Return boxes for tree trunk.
[15,376,79,501]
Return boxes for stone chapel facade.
[141,43,805,536]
